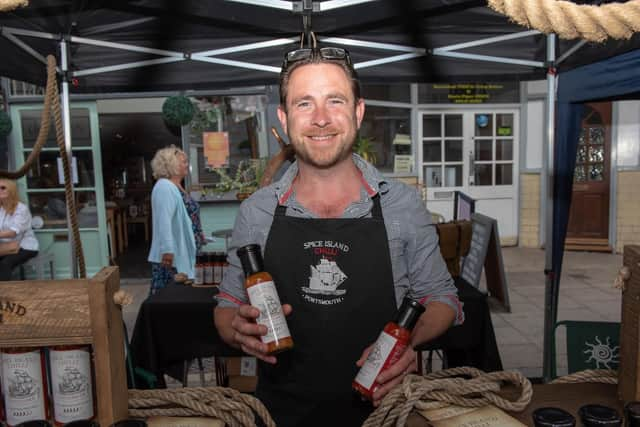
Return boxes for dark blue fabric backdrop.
[554,48,640,307]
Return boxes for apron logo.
[301,240,350,305]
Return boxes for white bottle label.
[50,348,94,424]
[354,331,398,390]
[1,350,47,426]
[194,266,204,285]
[204,265,213,284]
[246,280,291,344]
[213,264,223,284]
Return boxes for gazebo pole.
[542,33,557,382]
[60,38,78,279]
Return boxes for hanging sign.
[203,132,229,168]
[422,82,519,104]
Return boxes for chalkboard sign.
[461,213,510,312]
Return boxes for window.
[358,106,412,174]
[473,113,514,186]
[422,113,463,188]
[19,108,99,229]
[185,95,267,192]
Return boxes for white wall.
[525,99,544,170]
[615,100,640,168]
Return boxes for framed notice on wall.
[393,155,413,174]
[203,131,229,168]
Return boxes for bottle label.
[1,350,47,426]
[50,348,94,423]
[246,280,291,344]
[204,266,213,284]
[354,331,401,390]
[194,266,204,285]
[213,264,222,284]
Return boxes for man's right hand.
[215,304,293,364]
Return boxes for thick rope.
[0,56,86,277]
[0,0,27,12]
[363,367,532,427]
[128,387,276,427]
[488,0,640,42]
[550,369,617,384]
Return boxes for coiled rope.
[550,369,617,384]
[363,367,532,427]
[0,0,27,12]
[128,387,275,427]
[488,0,640,42]
[0,55,86,278]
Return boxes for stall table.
[129,284,241,386]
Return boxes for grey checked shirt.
[216,154,463,325]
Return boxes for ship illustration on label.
[58,366,89,394]
[302,258,348,296]
[8,369,39,398]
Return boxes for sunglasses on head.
[282,47,352,71]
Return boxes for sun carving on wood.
[584,336,619,369]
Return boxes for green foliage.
[352,134,377,164]
[0,110,12,137]
[162,96,195,127]
[209,158,268,194]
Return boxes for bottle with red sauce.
[352,297,425,400]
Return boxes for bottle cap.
[395,297,426,331]
[579,404,621,427]
[237,244,264,277]
[532,407,576,427]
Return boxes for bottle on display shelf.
[236,244,294,355]
[0,347,50,427]
[203,253,214,286]
[532,407,576,427]
[48,345,96,426]
[213,252,224,286]
[579,404,622,427]
[194,254,204,286]
[352,297,425,401]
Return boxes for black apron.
[258,195,397,427]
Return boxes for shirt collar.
[275,153,389,205]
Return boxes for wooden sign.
[460,212,511,312]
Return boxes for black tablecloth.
[129,284,241,385]
[416,278,503,372]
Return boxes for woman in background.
[0,178,39,281]
[148,145,204,295]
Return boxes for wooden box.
[619,245,640,402]
[0,267,128,425]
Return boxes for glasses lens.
[319,47,346,60]
[286,48,312,63]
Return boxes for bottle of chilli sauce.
[48,345,96,426]
[0,347,50,427]
[353,297,425,400]
[237,244,294,355]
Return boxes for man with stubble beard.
[214,45,463,427]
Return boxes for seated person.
[0,179,39,280]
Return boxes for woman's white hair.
[151,145,185,179]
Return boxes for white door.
[419,109,519,245]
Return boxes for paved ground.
[120,246,624,382]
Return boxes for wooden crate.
[0,266,128,426]
[619,245,640,402]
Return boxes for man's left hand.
[356,345,418,406]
